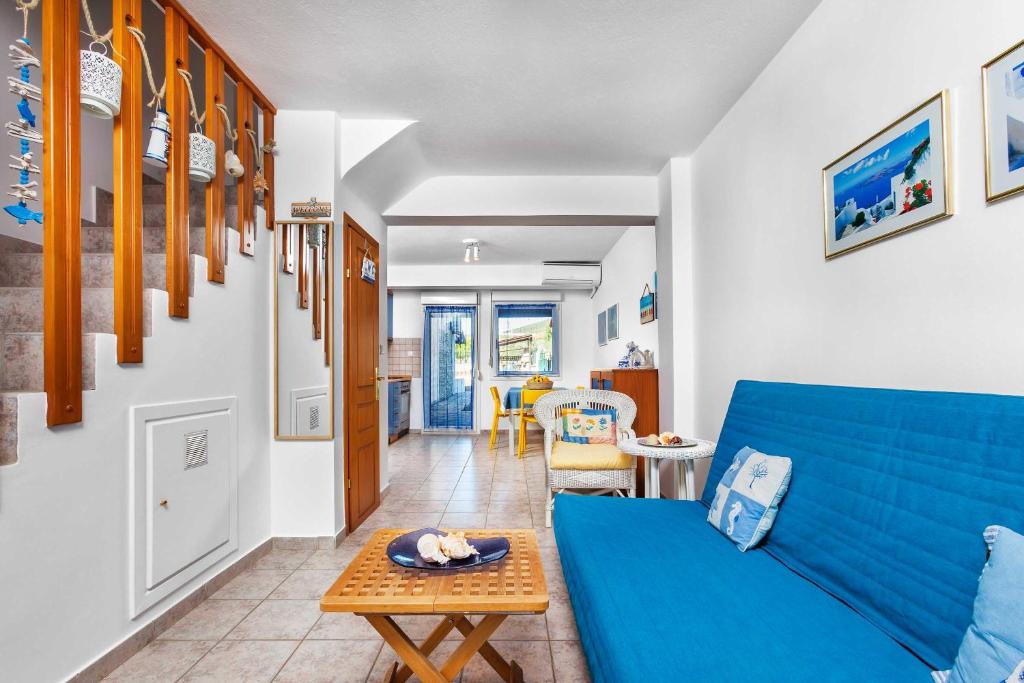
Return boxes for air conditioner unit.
[541,261,602,289]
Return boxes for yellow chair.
[488,386,511,450]
[517,388,548,457]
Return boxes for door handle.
[375,367,385,400]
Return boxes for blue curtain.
[492,302,560,376]
[422,305,476,430]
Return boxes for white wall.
[0,230,270,682]
[388,289,595,434]
[592,226,659,368]
[690,0,1024,449]
[386,175,659,218]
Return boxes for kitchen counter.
[388,374,412,382]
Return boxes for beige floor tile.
[487,500,532,513]
[181,640,297,682]
[254,548,313,571]
[491,614,549,640]
[486,512,535,528]
[393,614,465,641]
[382,498,449,513]
[447,489,491,502]
[462,640,554,682]
[268,569,340,600]
[306,612,382,640]
[159,599,260,641]
[550,640,592,682]
[444,499,489,513]
[368,641,463,682]
[210,569,292,600]
[225,600,321,640]
[104,639,216,681]
[273,640,382,683]
[546,595,580,640]
[299,547,360,570]
[438,512,487,529]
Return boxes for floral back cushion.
[561,408,617,444]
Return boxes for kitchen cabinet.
[388,377,411,443]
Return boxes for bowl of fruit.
[525,374,554,390]
[640,431,697,448]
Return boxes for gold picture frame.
[822,91,953,260]
[982,37,1024,202]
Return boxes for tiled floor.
[106,433,589,682]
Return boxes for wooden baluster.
[164,6,190,318]
[263,112,274,229]
[323,225,331,366]
[281,223,293,273]
[236,83,254,255]
[112,0,144,364]
[42,0,82,425]
[297,225,308,309]
[205,49,226,283]
[312,240,322,340]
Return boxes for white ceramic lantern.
[188,132,216,183]
[225,149,244,178]
[80,47,122,119]
[143,109,171,168]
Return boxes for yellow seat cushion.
[550,441,633,470]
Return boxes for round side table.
[619,437,716,500]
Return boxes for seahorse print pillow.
[707,446,792,552]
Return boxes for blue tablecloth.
[503,387,566,410]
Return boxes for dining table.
[503,386,565,457]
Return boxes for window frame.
[491,302,561,377]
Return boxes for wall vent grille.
[184,430,209,470]
[309,406,320,432]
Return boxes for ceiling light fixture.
[462,238,480,263]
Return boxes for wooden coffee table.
[321,528,548,683]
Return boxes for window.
[493,303,560,376]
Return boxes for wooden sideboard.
[590,368,659,496]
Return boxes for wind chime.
[3,0,41,226]
[247,127,273,199]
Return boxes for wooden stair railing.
[42,0,82,425]
[113,0,145,363]
[205,49,226,283]
[37,0,276,427]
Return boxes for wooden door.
[343,215,381,531]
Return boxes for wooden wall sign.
[291,197,332,219]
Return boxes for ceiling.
[387,225,634,266]
[181,1,821,175]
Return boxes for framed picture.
[607,304,619,340]
[640,283,656,324]
[983,39,1024,201]
[822,91,952,259]
[597,310,607,346]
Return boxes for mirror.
[274,221,334,439]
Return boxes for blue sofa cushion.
[555,495,928,683]
[703,381,1024,669]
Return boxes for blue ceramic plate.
[386,528,510,570]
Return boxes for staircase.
[0,177,238,465]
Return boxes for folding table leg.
[393,615,458,683]
[365,615,447,683]
[440,614,508,680]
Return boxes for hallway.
[104,434,586,682]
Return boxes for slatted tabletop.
[321,529,548,615]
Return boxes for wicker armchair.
[532,389,638,527]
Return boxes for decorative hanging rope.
[176,68,206,130]
[80,0,112,49]
[15,1,39,39]
[124,25,165,110]
[245,127,261,171]
[214,103,237,150]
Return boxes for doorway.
[343,214,381,532]
[422,305,476,431]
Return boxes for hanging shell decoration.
[416,531,479,564]
[4,29,41,225]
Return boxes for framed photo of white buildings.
[983,39,1024,202]
[822,91,952,259]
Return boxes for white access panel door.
[130,397,238,617]
[290,385,329,437]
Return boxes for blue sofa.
[554,381,1024,682]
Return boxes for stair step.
[140,182,238,205]
[0,252,177,288]
[0,234,42,254]
[0,287,154,335]
[0,333,96,392]
[143,204,239,228]
[80,225,208,255]
[0,392,17,466]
